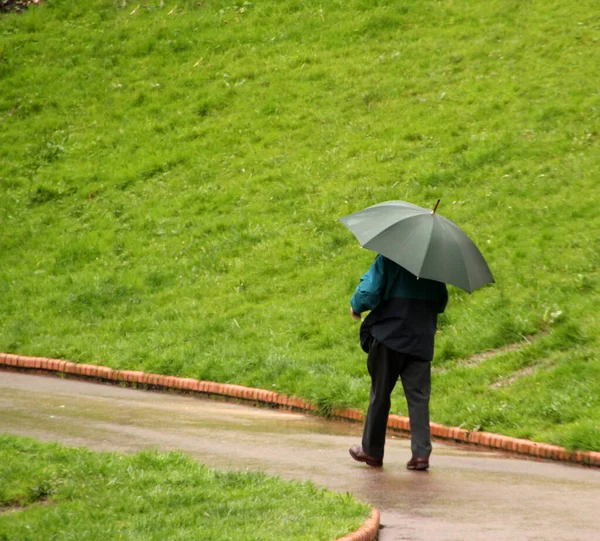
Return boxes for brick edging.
[336,509,380,541]
[1,352,599,468]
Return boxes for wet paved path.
[1,371,599,541]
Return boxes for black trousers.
[362,340,432,460]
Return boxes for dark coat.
[351,256,447,361]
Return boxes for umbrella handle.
[432,199,440,214]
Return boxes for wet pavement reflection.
[1,371,599,541]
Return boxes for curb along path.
[2,352,600,469]
[2,352,599,469]
[6,357,600,541]
[2,351,599,541]
[1,352,378,541]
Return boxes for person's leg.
[399,357,432,459]
[361,341,403,460]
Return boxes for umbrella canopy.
[339,200,494,293]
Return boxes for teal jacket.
[351,255,448,360]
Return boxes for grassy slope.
[0,434,369,541]
[0,0,599,449]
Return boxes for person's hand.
[350,307,362,320]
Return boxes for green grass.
[0,434,370,541]
[1,0,599,450]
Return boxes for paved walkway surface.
[1,371,599,541]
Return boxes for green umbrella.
[339,199,494,293]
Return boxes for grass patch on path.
[0,434,370,541]
[0,0,599,450]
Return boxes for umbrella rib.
[362,213,432,274]
[356,208,425,248]
[404,215,434,276]
[438,218,474,291]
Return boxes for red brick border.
[1,352,599,468]
[336,509,380,541]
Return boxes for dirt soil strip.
[1,352,599,471]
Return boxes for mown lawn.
[0,434,370,541]
[1,0,599,449]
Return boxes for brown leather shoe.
[349,445,383,467]
[406,457,429,471]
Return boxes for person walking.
[348,254,448,471]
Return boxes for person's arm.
[350,255,386,316]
